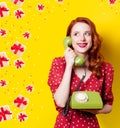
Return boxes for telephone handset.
[63,36,85,66]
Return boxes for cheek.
[88,37,92,45]
[71,41,77,49]
[71,42,75,49]
[71,37,78,44]
[86,37,92,49]
[71,38,76,45]
[88,41,92,49]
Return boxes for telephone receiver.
[63,36,85,66]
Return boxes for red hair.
[66,17,104,78]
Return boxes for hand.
[64,47,76,67]
[80,109,100,115]
[80,104,112,114]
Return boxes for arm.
[54,64,72,108]
[81,104,112,114]
[54,47,76,108]
[81,63,114,115]
[98,104,112,114]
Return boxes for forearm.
[81,104,112,114]
[54,65,73,108]
[97,104,112,114]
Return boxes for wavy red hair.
[66,17,104,78]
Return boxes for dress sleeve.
[102,62,114,105]
[47,57,66,111]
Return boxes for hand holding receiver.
[63,36,85,66]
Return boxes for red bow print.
[11,43,24,54]
[0,56,9,67]
[14,96,27,107]
[18,113,27,122]
[14,0,24,4]
[0,107,12,122]
[0,6,9,17]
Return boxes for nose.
[80,34,85,41]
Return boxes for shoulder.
[51,57,66,66]
[101,61,114,70]
[101,61,114,75]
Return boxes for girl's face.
[70,22,92,56]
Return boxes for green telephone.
[63,36,85,66]
[70,91,103,109]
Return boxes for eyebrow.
[73,30,91,33]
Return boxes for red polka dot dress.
[48,57,114,128]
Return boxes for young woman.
[48,17,114,128]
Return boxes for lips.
[77,43,87,48]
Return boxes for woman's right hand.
[64,47,76,67]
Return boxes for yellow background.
[0,0,120,127]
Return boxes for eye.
[84,31,91,36]
[74,32,79,36]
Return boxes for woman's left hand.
[80,109,100,115]
[80,104,112,114]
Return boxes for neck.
[79,54,89,67]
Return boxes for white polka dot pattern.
[48,57,114,128]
